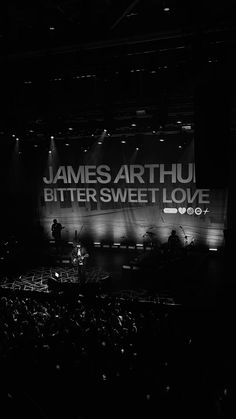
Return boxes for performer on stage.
[71,242,89,285]
[167,229,180,256]
[51,219,64,255]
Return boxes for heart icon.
[178,207,186,214]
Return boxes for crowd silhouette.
[0,292,233,418]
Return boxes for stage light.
[152,130,156,134]
[136,109,146,116]
[164,7,170,12]
[121,140,126,144]
[104,129,107,132]
[98,141,102,145]
[112,243,120,248]
[177,120,182,124]
[136,147,139,151]
[68,127,73,131]
[50,136,54,139]
[12,134,16,137]
[49,150,52,154]
[131,123,136,127]
[209,248,218,251]
[178,145,182,149]
[94,242,101,247]
[16,137,19,141]
[84,149,87,152]
[160,138,164,142]
[182,124,191,130]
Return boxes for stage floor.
[0,245,231,308]
[0,264,110,292]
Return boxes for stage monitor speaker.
[194,76,231,188]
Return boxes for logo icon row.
[163,207,209,215]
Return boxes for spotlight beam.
[110,0,140,30]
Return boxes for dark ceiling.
[2,0,236,141]
[5,0,235,52]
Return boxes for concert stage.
[0,242,183,305]
[0,242,229,309]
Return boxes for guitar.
[72,245,89,266]
[72,254,86,266]
[52,225,65,239]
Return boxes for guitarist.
[167,229,180,256]
[51,219,64,255]
[71,242,89,284]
